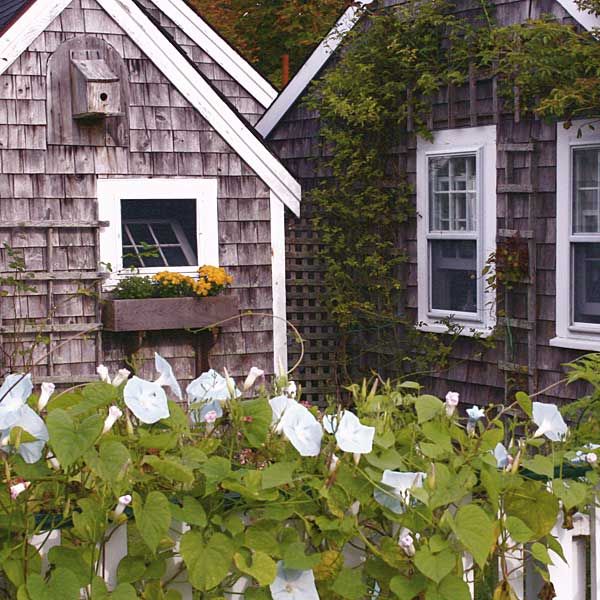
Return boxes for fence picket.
[503,543,525,600]
[98,523,128,591]
[29,529,61,574]
[593,498,600,600]
[462,553,474,598]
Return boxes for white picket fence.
[30,504,600,600]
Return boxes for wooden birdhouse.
[70,57,122,119]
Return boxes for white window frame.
[98,178,219,287]
[416,126,497,336]
[551,121,600,351]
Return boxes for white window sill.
[549,336,600,352]
[416,321,495,338]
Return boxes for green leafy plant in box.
[0,353,598,599]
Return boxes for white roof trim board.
[556,0,600,30]
[255,0,375,138]
[0,0,300,215]
[256,0,600,139]
[148,0,277,109]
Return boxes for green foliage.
[0,366,599,598]
[112,276,156,300]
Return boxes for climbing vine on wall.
[306,0,600,384]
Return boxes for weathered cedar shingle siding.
[270,0,591,403]
[0,0,274,387]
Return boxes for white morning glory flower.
[243,366,265,391]
[466,406,485,421]
[445,391,459,417]
[323,411,375,455]
[279,403,323,457]
[532,402,568,442]
[154,353,182,400]
[0,374,33,430]
[494,443,512,470]
[199,399,223,423]
[269,395,298,431]
[1,405,49,463]
[124,376,170,424]
[374,470,426,515]
[37,382,55,412]
[269,561,319,600]
[587,452,598,465]
[187,369,241,405]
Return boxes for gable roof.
[0,0,300,214]
[0,0,30,32]
[256,0,600,138]
[148,0,277,109]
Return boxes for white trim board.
[148,0,277,109]
[270,191,288,374]
[555,0,600,30]
[255,0,374,138]
[256,0,600,139]
[0,0,301,215]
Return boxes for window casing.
[552,122,600,350]
[98,178,219,287]
[416,126,497,335]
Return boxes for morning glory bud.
[398,528,416,557]
[37,382,55,411]
[113,494,132,518]
[10,481,30,500]
[445,391,459,417]
[112,369,130,387]
[102,406,123,434]
[243,367,265,391]
[97,365,111,384]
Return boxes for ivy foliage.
[305,0,600,382]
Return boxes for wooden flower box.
[102,296,239,332]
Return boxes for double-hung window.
[416,126,497,335]
[553,122,600,350]
[98,178,219,287]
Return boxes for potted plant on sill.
[102,266,238,332]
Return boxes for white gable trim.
[555,0,600,30]
[0,0,72,77]
[0,0,300,215]
[270,191,288,373]
[256,0,374,138]
[148,0,277,109]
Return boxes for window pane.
[152,222,178,244]
[573,148,600,233]
[573,242,600,324]
[430,240,477,313]
[122,246,142,269]
[162,247,188,266]
[128,223,154,245]
[429,154,477,232]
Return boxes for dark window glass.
[573,243,600,324]
[430,240,477,313]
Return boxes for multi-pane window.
[98,179,219,287]
[416,126,496,336]
[428,154,478,314]
[571,147,600,325]
[553,122,600,351]
[120,198,197,269]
